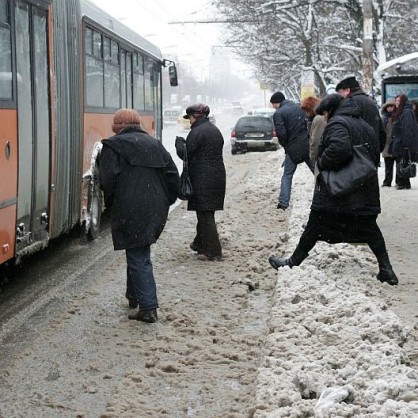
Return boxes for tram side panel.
[0,110,18,265]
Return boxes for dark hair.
[315,94,343,118]
[270,91,285,104]
[391,94,408,121]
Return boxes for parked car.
[230,115,279,155]
[231,100,244,114]
[163,107,182,126]
[247,107,275,119]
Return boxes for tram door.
[15,1,50,251]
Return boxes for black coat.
[312,98,381,215]
[350,89,386,152]
[391,102,418,158]
[176,117,226,211]
[99,127,180,250]
[273,99,309,163]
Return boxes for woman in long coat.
[269,94,398,286]
[380,98,396,187]
[175,103,226,260]
[390,94,418,190]
[100,109,179,322]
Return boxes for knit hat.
[112,108,141,134]
[183,103,210,119]
[335,76,360,91]
[270,91,285,104]
[315,93,343,116]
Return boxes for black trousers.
[382,156,395,186]
[193,211,222,258]
[296,210,387,258]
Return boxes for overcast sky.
[90,0,223,73]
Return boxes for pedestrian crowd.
[98,75,418,323]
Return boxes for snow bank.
[254,165,418,417]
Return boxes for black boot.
[125,292,138,309]
[376,253,398,286]
[128,308,158,323]
[269,247,309,270]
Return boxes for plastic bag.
[314,386,353,413]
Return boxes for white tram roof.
[80,0,162,61]
[376,52,418,79]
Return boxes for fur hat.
[183,103,210,119]
[335,76,360,91]
[315,93,343,116]
[112,108,141,134]
[270,91,285,104]
[381,98,396,112]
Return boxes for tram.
[0,0,177,268]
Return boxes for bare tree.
[213,0,418,96]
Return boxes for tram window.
[120,50,127,107]
[144,58,153,111]
[85,27,93,56]
[92,30,102,58]
[0,21,12,100]
[0,0,8,24]
[103,36,110,61]
[133,52,145,110]
[126,52,133,108]
[104,40,120,109]
[86,55,104,107]
[111,40,119,65]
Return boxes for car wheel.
[231,148,237,155]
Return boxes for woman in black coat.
[390,94,418,190]
[269,95,398,286]
[175,103,226,260]
[99,109,180,322]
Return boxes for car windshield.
[235,116,273,130]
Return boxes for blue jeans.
[279,153,314,208]
[126,246,158,311]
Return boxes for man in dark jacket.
[269,95,398,286]
[270,92,314,210]
[175,103,226,260]
[99,109,179,323]
[336,76,386,151]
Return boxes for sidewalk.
[254,160,418,416]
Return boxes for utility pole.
[362,0,374,93]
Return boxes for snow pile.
[254,166,418,417]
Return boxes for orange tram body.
[0,0,175,268]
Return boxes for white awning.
[376,52,418,79]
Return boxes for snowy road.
[0,112,417,417]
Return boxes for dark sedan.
[230,115,279,155]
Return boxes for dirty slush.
[1,150,418,417]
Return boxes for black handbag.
[397,148,417,179]
[320,144,377,198]
[178,148,193,200]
